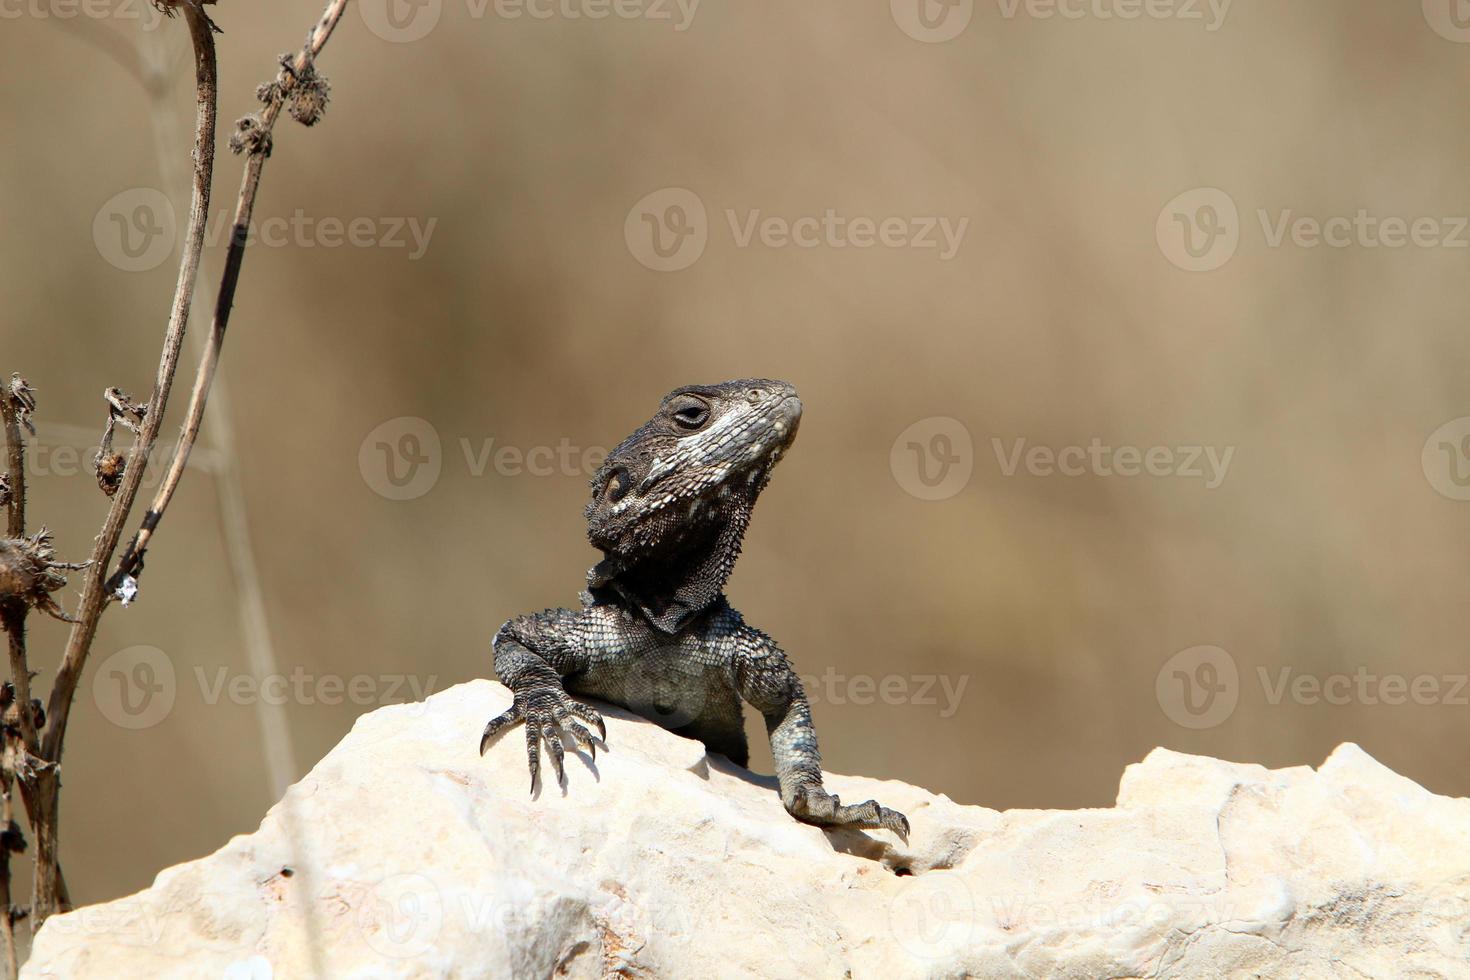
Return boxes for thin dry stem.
[46,3,219,770]
[33,2,219,925]
[111,0,352,591]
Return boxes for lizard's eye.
[601,466,631,502]
[668,396,710,431]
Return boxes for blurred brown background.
[2,0,1469,913]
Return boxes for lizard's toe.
[479,705,522,756]
[563,721,597,760]
[876,805,911,839]
[523,723,541,793]
[788,785,910,838]
[568,701,606,742]
[541,723,567,784]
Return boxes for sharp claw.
[571,703,606,741]
[525,725,541,794]
[479,707,519,755]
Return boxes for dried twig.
[0,384,32,980]
[0,735,24,980]
[30,1,220,926]
[109,0,351,597]
[135,23,301,799]
[29,0,352,931]
[0,0,355,942]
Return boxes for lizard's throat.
[590,508,750,634]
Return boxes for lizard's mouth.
[771,392,802,449]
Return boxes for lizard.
[478,379,909,836]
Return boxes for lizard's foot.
[479,684,606,791]
[787,783,910,838]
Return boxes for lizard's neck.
[589,504,751,634]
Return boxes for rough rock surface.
[22,680,1470,978]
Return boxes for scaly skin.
[479,380,908,836]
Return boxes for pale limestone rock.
[22,680,1470,978]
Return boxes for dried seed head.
[288,68,331,127]
[96,452,126,498]
[229,116,273,157]
[0,530,80,623]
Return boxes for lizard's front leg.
[732,629,910,837]
[481,610,606,791]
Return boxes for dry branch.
[109,0,351,598]
[5,0,355,938]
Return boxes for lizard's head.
[584,379,801,632]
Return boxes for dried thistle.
[95,454,125,498]
[287,66,330,127]
[0,530,88,624]
[229,115,274,157]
